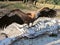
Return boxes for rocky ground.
[0,17,60,45]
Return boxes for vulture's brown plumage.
[37,7,56,18]
[0,9,35,29]
[0,7,56,29]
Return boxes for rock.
[0,17,60,45]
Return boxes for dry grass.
[36,3,60,9]
[0,1,60,10]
